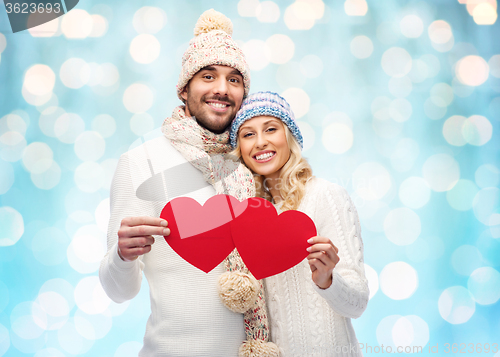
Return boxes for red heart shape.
[231,197,316,280]
[160,195,247,273]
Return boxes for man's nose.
[212,77,228,96]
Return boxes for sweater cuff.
[111,243,140,270]
[312,270,346,304]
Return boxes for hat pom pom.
[218,271,259,313]
[194,9,233,36]
[239,340,280,357]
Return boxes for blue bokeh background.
[0,0,499,356]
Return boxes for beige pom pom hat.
[176,9,251,102]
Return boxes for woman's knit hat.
[230,91,304,149]
[176,9,251,101]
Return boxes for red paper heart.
[161,195,316,278]
[231,197,317,280]
[160,195,247,273]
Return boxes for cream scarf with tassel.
[162,106,279,356]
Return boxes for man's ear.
[180,87,188,101]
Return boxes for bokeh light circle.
[389,98,412,122]
[322,123,353,154]
[256,1,281,23]
[61,9,93,39]
[400,14,424,38]
[462,115,493,146]
[428,20,453,44]
[31,161,61,190]
[300,54,323,78]
[0,131,26,162]
[473,187,500,226]
[489,55,500,78]
[350,35,374,59]
[35,291,69,330]
[446,179,479,211]
[74,161,105,193]
[467,267,500,305]
[0,160,14,194]
[57,320,94,354]
[266,34,294,64]
[132,6,167,34]
[296,121,315,152]
[284,1,316,30]
[422,154,459,192]
[384,207,421,246]
[456,55,489,86]
[352,162,392,201]
[424,97,447,120]
[74,131,106,162]
[60,58,91,89]
[54,113,86,144]
[443,115,467,146]
[344,0,368,16]
[130,34,161,64]
[114,341,143,357]
[123,84,154,114]
[380,262,418,300]
[0,33,6,54]
[74,276,111,314]
[22,142,53,174]
[90,14,108,37]
[281,88,310,119]
[68,225,106,273]
[32,227,69,266]
[475,164,500,188]
[381,47,412,78]
[74,309,112,340]
[399,177,431,209]
[92,114,116,138]
[438,286,475,324]
[130,113,155,137]
[364,264,379,299]
[451,245,484,276]
[23,65,56,96]
[242,39,270,71]
[0,207,24,247]
[388,76,412,98]
[392,315,429,350]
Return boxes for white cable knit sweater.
[264,177,369,357]
[99,135,245,357]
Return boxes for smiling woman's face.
[238,115,290,180]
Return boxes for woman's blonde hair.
[229,123,313,211]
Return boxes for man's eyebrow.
[199,66,216,71]
[198,66,242,76]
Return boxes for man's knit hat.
[230,91,304,149]
[177,9,251,102]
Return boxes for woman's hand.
[306,236,340,289]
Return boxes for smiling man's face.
[181,65,245,134]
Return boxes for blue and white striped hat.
[229,91,303,149]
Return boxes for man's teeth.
[209,102,228,109]
[256,152,274,160]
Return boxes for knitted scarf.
[161,106,278,356]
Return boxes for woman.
[229,91,369,356]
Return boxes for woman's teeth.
[255,152,275,160]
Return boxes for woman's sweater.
[264,177,369,357]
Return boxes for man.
[99,10,251,356]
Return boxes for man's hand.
[306,236,340,289]
[117,217,170,262]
